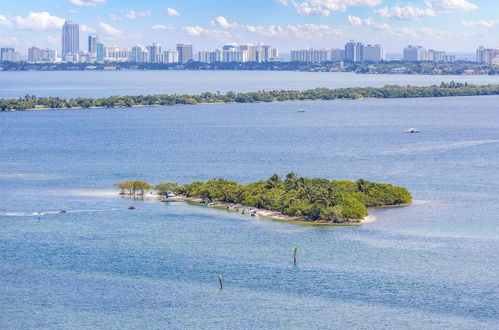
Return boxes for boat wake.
[380,140,499,156]
[2,209,120,217]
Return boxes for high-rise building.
[62,20,79,56]
[403,45,426,61]
[261,45,271,62]
[476,46,499,63]
[176,43,193,63]
[363,44,384,62]
[96,43,105,62]
[130,45,150,63]
[0,48,20,62]
[345,40,363,62]
[163,50,179,63]
[290,48,329,62]
[198,50,221,63]
[28,47,43,62]
[88,35,98,55]
[146,43,162,63]
[222,48,248,62]
[331,48,345,61]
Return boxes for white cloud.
[166,8,180,16]
[0,36,19,46]
[424,0,477,12]
[80,24,96,33]
[99,22,123,36]
[275,0,289,5]
[151,24,176,30]
[0,14,13,28]
[462,19,499,27]
[183,26,231,39]
[279,0,382,16]
[109,14,121,21]
[376,5,436,21]
[68,0,106,6]
[124,10,151,20]
[68,10,78,14]
[10,12,65,30]
[348,15,363,25]
[210,16,240,29]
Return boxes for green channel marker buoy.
[293,247,298,265]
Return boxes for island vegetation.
[114,174,411,224]
[1,60,498,75]
[2,82,499,111]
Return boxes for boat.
[128,206,136,210]
[59,210,67,214]
[404,128,420,133]
[296,109,306,113]
[161,191,181,202]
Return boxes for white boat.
[296,109,306,113]
[161,191,181,202]
[404,128,420,133]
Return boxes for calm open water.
[2,70,499,98]
[0,92,498,328]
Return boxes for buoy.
[293,247,298,265]
[218,274,223,289]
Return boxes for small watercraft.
[128,206,136,210]
[296,109,306,113]
[161,191,181,202]
[59,210,67,214]
[404,128,420,133]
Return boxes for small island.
[114,173,412,225]
[2,82,499,111]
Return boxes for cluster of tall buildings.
[1,19,498,65]
[291,41,384,63]
[403,45,455,62]
[199,44,279,64]
[476,46,499,64]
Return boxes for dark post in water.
[218,274,223,289]
[293,247,298,265]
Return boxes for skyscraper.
[88,35,98,55]
[363,44,384,62]
[345,40,363,62]
[146,43,162,63]
[177,43,193,63]
[403,45,426,61]
[62,20,79,56]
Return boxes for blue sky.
[0,0,497,54]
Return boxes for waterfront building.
[177,43,193,63]
[261,45,272,62]
[88,35,98,55]
[198,50,221,63]
[476,46,499,63]
[0,48,21,62]
[163,50,179,63]
[28,47,57,63]
[345,40,363,62]
[290,48,329,62]
[96,43,105,62]
[270,48,279,61]
[146,43,162,63]
[222,48,248,62]
[62,20,79,56]
[105,46,129,62]
[331,48,345,61]
[363,44,384,62]
[129,45,150,63]
[403,45,427,61]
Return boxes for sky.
[0,0,497,54]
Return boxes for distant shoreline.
[2,82,498,112]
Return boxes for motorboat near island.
[161,191,181,202]
[296,109,306,112]
[404,128,421,133]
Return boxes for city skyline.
[0,0,497,54]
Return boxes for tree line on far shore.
[113,174,412,223]
[2,82,499,111]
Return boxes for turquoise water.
[1,95,498,328]
[2,70,499,98]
